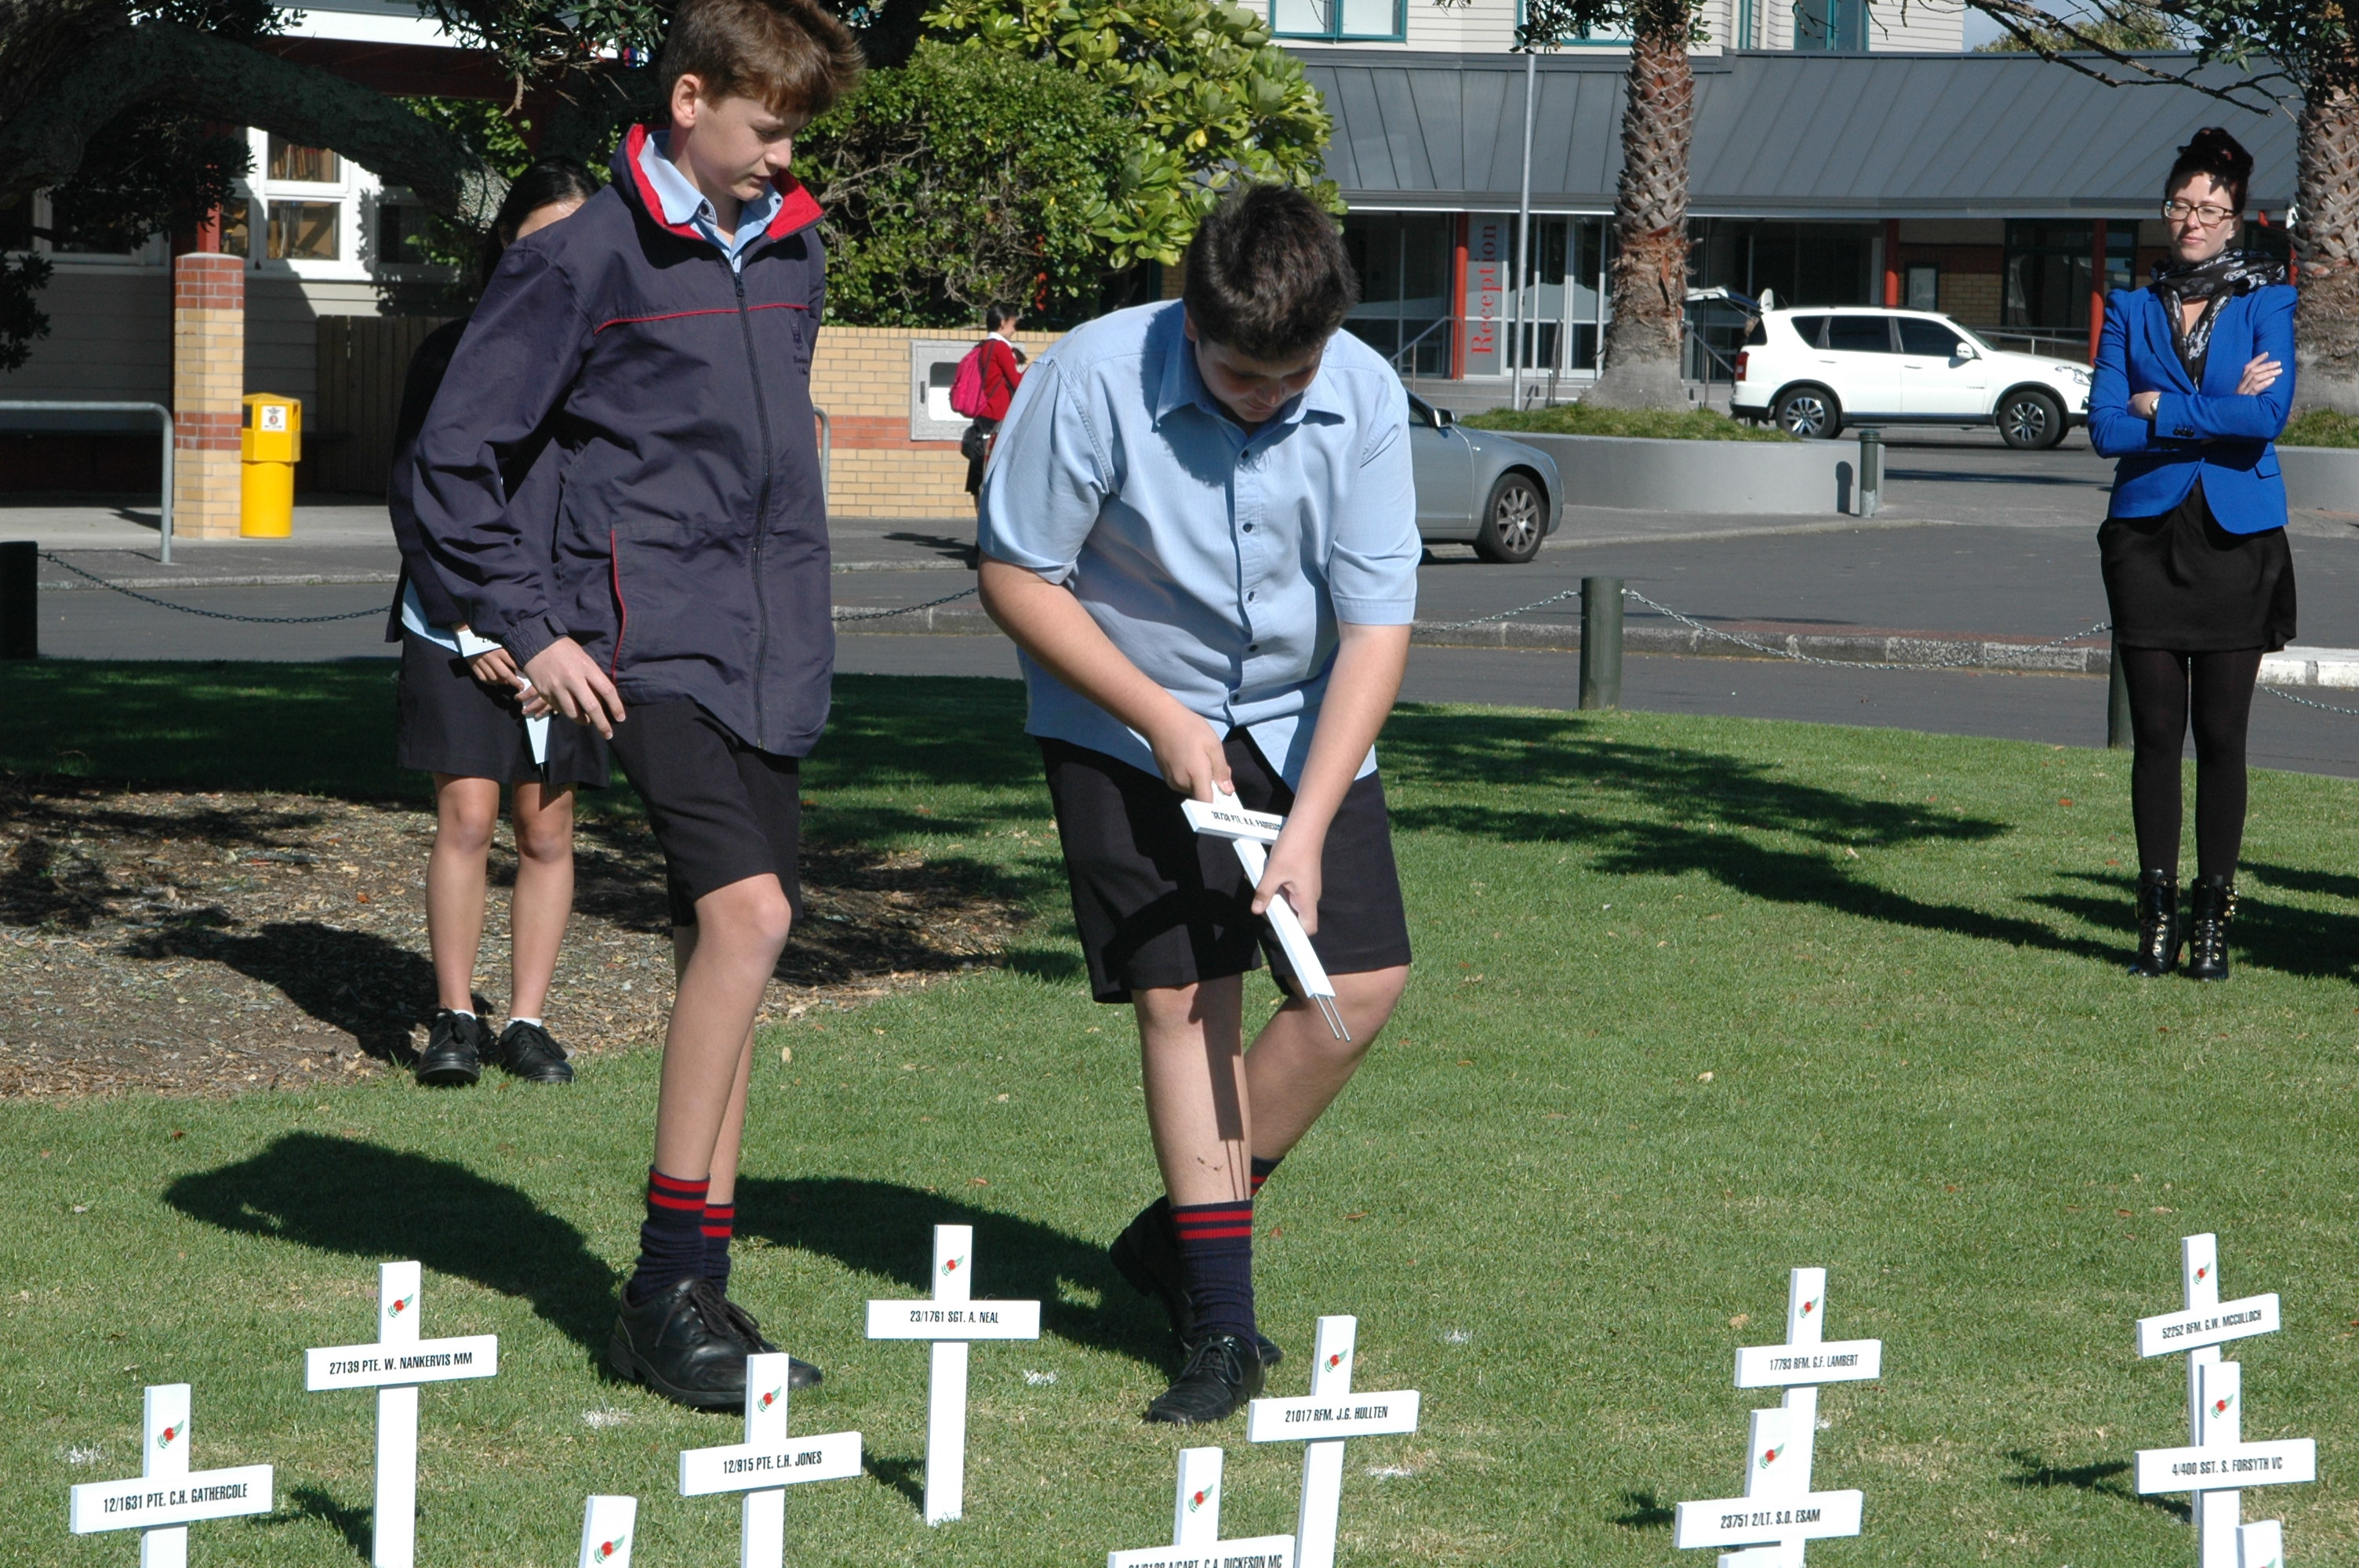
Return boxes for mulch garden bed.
[0,778,1020,1099]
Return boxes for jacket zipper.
[734,265,776,750]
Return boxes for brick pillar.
[172,252,245,538]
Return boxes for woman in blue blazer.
[2090,127,2295,982]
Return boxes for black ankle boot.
[2128,870,2182,978]
[2186,875,2236,982]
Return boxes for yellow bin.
[239,393,301,538]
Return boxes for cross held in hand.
[863,1224,1042,1525]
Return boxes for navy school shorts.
[605,699,803,929]
[1038,731,1412,1004]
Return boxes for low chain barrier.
[1619,587,2114,673]
[38,550,387,625]
[831,585,980,622]
[2263,686,2359,717]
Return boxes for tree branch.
[0,18,506,224]
[1963,0,2295,117]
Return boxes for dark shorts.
[605,700,802,928]
[1040,733,1412,1004]
[395,631,611,788]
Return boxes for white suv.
[1731,308,2092,449]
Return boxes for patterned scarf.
[2150,249,2288,381]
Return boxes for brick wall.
[172,252,245,538]
[812,325,1060,519]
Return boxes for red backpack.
[948,342,991,419]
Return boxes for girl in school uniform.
[386,158,609,1085]
[2089,127,2295,982]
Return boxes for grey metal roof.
[1299,49,2297,219]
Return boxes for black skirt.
[2099,481,2296,652]
[394,631,612,787]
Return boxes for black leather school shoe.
[415,1009,490,1087]
[2186,875,2237,982]
[1143,1333,1266,1425]
[2128,870,2183,978]
[608,1276,751,1410]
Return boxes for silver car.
[1408,394,1562,564]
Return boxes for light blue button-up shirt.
[977,300,1419,786]
[637,130,782,271]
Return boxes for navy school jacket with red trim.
[405,124,832,755]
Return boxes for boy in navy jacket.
[409,0,861,1409]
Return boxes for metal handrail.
[1387,318,1453,373]
[0,401,175,561]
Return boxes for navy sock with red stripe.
[702,1199,736,1292]
[1171,1198,1256,1345]
[625,1167,710,1308]
[1249,1155,1281,1195]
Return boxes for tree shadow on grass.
[278,1483,372,1562]
[2004,1448,2189,1521]
[734,1176,1172,1371]
[2039,869,2359,984]
[163,1134,618,1360]
[1610,1489,1676,1530]
[1380,710,2118,960]
[124,920,438,1062]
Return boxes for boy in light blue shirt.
[978,184,1419,1425]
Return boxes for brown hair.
[1183,183,1358,362]
[660,0,863,123]
[2167,126,2255,214]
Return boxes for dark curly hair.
[1182,184,1358,362]
[2166,126,2255,215]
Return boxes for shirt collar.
[1149,302,1345,434]
[637,130,783,246]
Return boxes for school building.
[0,0,2299,524]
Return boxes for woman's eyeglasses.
[2161,199,2237,227]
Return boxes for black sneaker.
[709,1291,822,1389]
[1144,1332,1265,1425]
[608,1276,751,1410]
[496,1019,575,1084]
[1110,1199,1285,1368]
[415,1010,489,1087]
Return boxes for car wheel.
[1997,388,2065,450]
[1772,386,1841,440]
[1473,471,1546,564]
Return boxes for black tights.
[2117,646,2263,881]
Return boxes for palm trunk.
[2295,77,2359,414]
[1586,0,1694,409]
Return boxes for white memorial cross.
[67,1382,273,1563]
[1107,1445,1295,1568]
[302,1260,498,1568]
[1245,1316,1421,1568]
[1182,794,1349,1040]
[863,1223,1041,1525]
[678,1351,863,1568]
[1677,1268,1880,1568]
[577,1495,638,1568]
[2133,1234,2315,1568]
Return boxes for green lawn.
[8,668,2359,1565]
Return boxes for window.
[1789,314,1830,347]
[1271,0,1402,42]
[220,200,252,258]
[1905,264,1939,310]
[1826,315,1894,352]
[1792,0,1866,49]
[1341,212,1454,376]
[2003,220,2134,332]
[267,137,340,184]
[1896,318,1962,357]
[378,200,434,267]
[267,201,340,261]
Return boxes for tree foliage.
[798,42,1131,325]
[922,0,1336,267]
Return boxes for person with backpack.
[955,303,1025,506]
